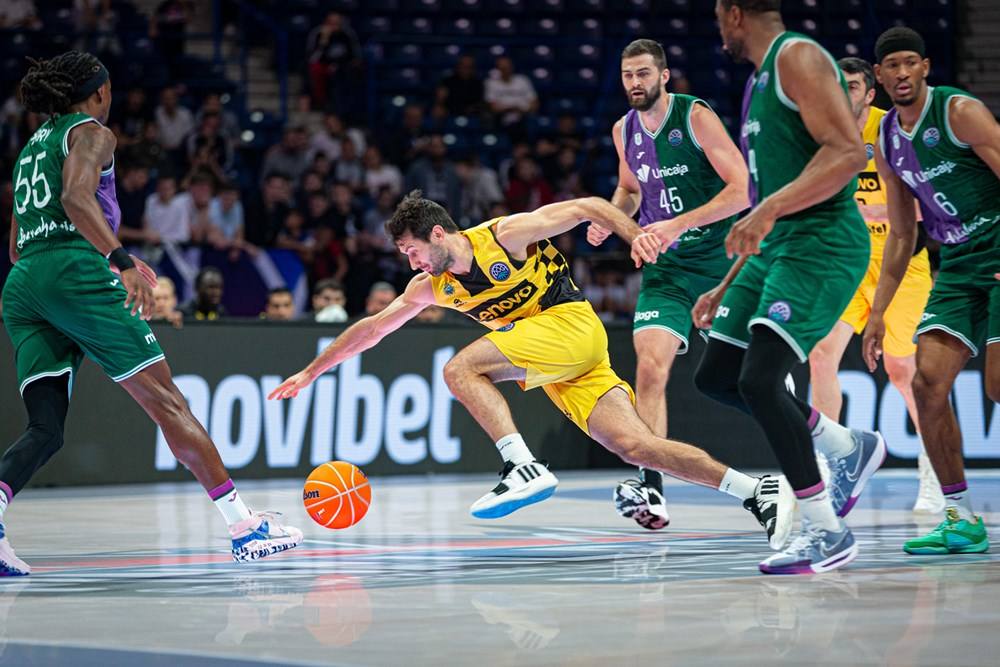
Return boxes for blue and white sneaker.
[0,522,30,577]
[471,460,558,519]
[759,521,858,575]
[229,511,303,563]
[825,430,887,517]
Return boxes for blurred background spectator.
[263,287,295,321]
[180,267,226,320]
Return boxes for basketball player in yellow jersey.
[807,57,943,513]
[270,191,796,551]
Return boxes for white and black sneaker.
[743,475,795,550]
[470,460,558,519]
[614,469,669,530]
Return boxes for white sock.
[718,468,759,501]
[0,489,8,523]
[942,483,975,522]
[810,409,856,458]
[495,433,534,466]
[798,487,842,532]
[214,488,252,527]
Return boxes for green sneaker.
[903,508,990,555]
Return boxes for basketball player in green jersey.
[0,52,301,576]
[587,39,749,530]
[692,0,888,574]
[864,27,999,554]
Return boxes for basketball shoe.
[823,429,886,517]
[903,508,990,554]
[614,469,669,530]
[913,452,946,514]
[743,475,795,549]
[230,511,304,562]
[0,523,29,577]
[471,460,558,519]
[759,520,858,574]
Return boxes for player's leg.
[807,321,855,421]
[442,335,557,519]
[586,386,794,549]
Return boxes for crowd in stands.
[0,4,703,324]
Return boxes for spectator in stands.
[120,122,168,174]
[150,0,192,78]
[152,276,184,328]
[261,126,310,188]
[310,278,348,323]
[155,87,194,158]
[303,191,333,231]
[305,11,362,116]
[195,92,240,144]
[113,87,151,145]
[185,111,234,179]
[484,56,538,140]
[208,181,245,252]
[117,163,153,244]
[180,267,227,320]
[360,187,398,253]
[456,153,503,226]
[505,156,553,212]
[405,135,462,217]
[182,173,221,246]
[435,54,485,118]
[275,209,316,265]
[310,152,332,182]
[497,141,531,191]
[306,113,364,163]
[383,104,428,169]
[327,182,363,240]
[365,281,397,316]
[0,0,42,30]
[74,0,121,57]
[363,146,402,199]
[352,187,406,291]
[263,288,296,321]
[244,172,293,247]
[2,85,26,159]
[298,170,326,203]
[332,138,364,193]
[552,113,584,151]
[143,174,190,243]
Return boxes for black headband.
[875,29,926,63]
[70,62,109,104]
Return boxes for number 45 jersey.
[881,85,1000,245]
[12,112,120,259]
[622,93,736,259]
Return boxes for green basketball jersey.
[622,94,736,257]
[12,112,106,257]
[740,32,864,245]
[881,86,1000,244]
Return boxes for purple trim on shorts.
[941,481,968,495]
[807,408,821,431]
[0,481,11,504]
[208,478,236,501]
[794,481,825,499]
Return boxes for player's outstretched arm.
[496,197,659,267]
[268,274,434,400]
[862,140,919,371]
[648,104,750,250]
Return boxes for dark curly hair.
[385,190,459,243]
[19,51,105,116]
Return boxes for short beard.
[427,244,454,276]
[892,94,918,107]
[629,84,662,112]
[722,38,747,64]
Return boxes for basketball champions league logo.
[767,301,792,323]
[489,262,511,281]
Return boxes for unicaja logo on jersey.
[489,262,511,281]
[636,163,689,183]
[923,127,941,148]
[636,164,651,183]
[668,129,683,146]
[756,72,769,90]
[767,301,792,323]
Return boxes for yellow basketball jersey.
[429,218,583,330]
[856,106,889,245]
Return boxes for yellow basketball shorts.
[485,301,634,435]
[840,247,932,357]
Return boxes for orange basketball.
[303,461,372,529]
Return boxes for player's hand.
[725,202,777,259]
[692,283,727,329]
[646,218,688,252]
[861,312,886,372]
[630,232,660,268]
[268,369,317,400]
[120,266,155,320]
[586,222,612,246]
[110,255,158,289]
